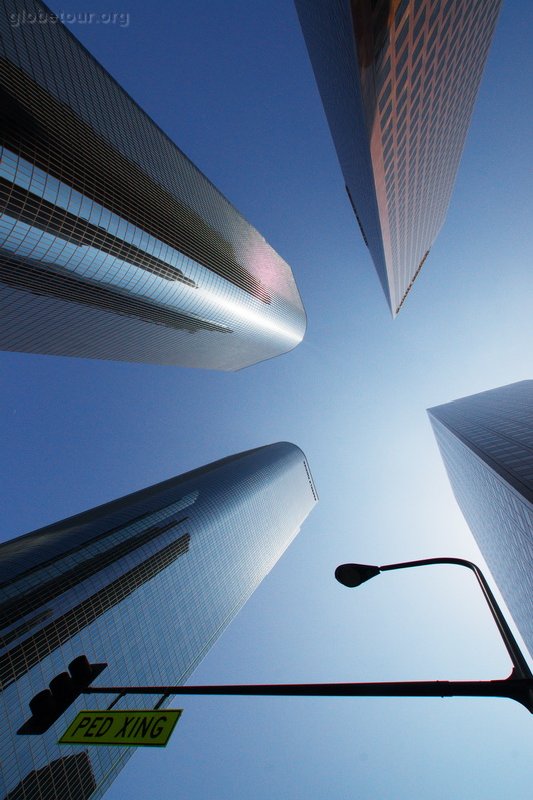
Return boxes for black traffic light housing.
[18,655,107,735]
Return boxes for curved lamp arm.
[335,557,532,681]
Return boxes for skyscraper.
[428,381,533,657]
[0,442,318,799]
[295,0,501,315]
[0,0,306,370]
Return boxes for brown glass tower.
[295,0,502,315]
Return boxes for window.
[414,9,426,42]
[381,101,393,126]
[426,24,439,57]
[382,124,394,151]
[396,17,410,54]
[396,66,408,97]
[429,1,441,30]
[395,0,409,28]
[397,87,408,114]
[412,33,424,65]
[396,45,409,76]
[379,81,392,112]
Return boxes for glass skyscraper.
[0,442,318,799]
[295,0,501,315]
[0,0,306,369]
[428,381,533,658]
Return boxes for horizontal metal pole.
[84,679,533,709]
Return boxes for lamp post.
[62,558,533,713]
[19,558,533,734]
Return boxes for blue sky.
[1,1,532,798]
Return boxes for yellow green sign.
[59,709,182,747]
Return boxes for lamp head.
[335,563,381,588]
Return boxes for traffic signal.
[17,655,107,735]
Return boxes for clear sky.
[1,1,533,798]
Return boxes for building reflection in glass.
[0,0,306,369]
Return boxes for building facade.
[428,381,533,657]
[295,0,501,315]
[0,0,306,369]
[0,442,318,799]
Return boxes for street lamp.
[335,557,533,687]
[19,559,533,735]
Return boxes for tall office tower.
[295,0,501,315]
[0,442,318,799]
[0,1,306,370]
[428,381,533,657]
